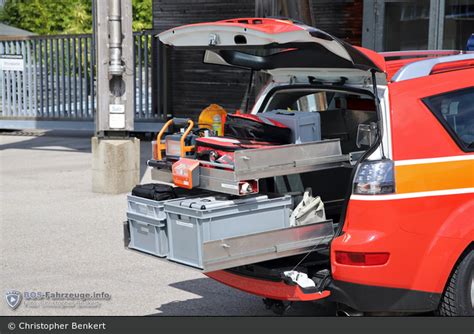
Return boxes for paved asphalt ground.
[0,130,336,316]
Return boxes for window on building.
[443,0,474,50]
[383,0,430,51]
[423,87,474,151]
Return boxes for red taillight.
[335,251,390,266]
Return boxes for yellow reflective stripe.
[395,159,474,194]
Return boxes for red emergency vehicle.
[131,18,474,316]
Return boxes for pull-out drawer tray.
[169,220,334,273]
[124,194,334,272]
[150,138,348,196]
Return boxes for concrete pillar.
[92,137,140,194]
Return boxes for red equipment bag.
[224,114,292,145]
[196,137,277,166]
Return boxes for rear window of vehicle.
[423,87,474,152]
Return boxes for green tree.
[0,0,92,35]
[132,0,152,31]
[0,0,152,35]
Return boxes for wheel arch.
[430,240,474,311]
[437,242,474,315]
[415,199,474,295]
[441,242,474,294]
[410,235,473,299]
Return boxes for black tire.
[438,250,474,316]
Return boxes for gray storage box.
[261,110,321,143]
[127,195,169,257]
[164,195,293,269]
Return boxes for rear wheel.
[438,250,474,316]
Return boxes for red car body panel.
[353,46,387,74]
[389,68,474,160]
[172,18,306,35]
[207,64,474,305]
[331,68,474,296]
[158,18,474,310]
[332,194,473,293]
[206,271,330,301]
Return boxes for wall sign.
[109,114,125,129]
[0,55,24,72]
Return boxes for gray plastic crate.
[128,194,168,221]
[261,110,321,143]
[127,195,169,257]
[164,195,293,269]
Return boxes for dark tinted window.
[423,87,474,151]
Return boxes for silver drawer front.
[201,220,334,272]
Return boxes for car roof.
[381,50,473,81]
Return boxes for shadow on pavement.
[149,277,337,316]
[0,130,93,152]
[1,130,153,180]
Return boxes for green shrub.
[0,0,152,35]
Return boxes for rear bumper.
[206,270,330,302]
[328,280,441,313]
[206,270,441,312]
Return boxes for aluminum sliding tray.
[149,139,348,196]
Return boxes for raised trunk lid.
[158,18,386,76]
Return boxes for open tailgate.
[158,18,386,74]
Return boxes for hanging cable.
[288,236,326,273]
